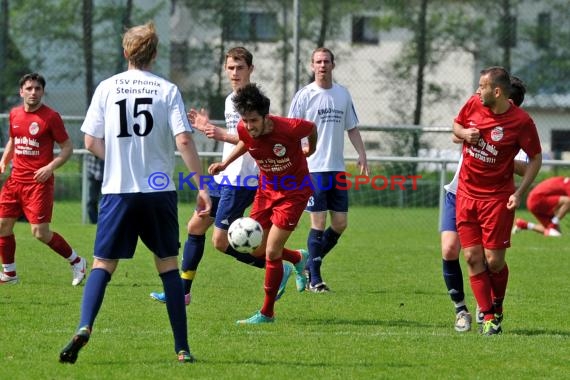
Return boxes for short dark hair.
[509,75,526,107]
[480,66,511,98]
[19,73,46,89]
[232,83,270,117]
[226,46,253,67]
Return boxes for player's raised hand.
[187,108,209,132]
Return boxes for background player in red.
[209,83,317,324]
[512,176,570,237]
[453,66,542,335]
[0,73,87,286]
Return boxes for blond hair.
[122,22,159,69]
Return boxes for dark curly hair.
[232,83,270,117]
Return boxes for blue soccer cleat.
[276,262,293,301]
[236,311,275,325]
[294,249,309,292]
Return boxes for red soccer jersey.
[8,105,69,183]
[529,176,570,198]
[455,95,541,199]
[237,115,313,191]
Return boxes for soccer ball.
[228,217,263,254]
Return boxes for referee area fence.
[1,114,569,225]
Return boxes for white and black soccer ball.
[228,217,263,254]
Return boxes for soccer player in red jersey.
[209,83,317,324]
[453,66,542,335]
[512,176,570,237]
[0,73,87,286]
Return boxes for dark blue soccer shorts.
[94,192,180,260]
[305,171,349,213]
[440,191,457,233]
[214,185,256,230]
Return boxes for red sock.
[0,235,16,275]
[489,263,509,314]
[470,271,494,321]
[260,259,283,318]
[47,232,73,259]
[281,248,301,264]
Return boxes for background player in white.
[59,22,211,364]
[288,47,368,292]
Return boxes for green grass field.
[1,204,569,379]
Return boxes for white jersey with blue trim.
[81,69,192,194]
[444,155,463,195]
[288,82,359,172]
[213,93,259,187]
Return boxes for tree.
[7,0,161,113]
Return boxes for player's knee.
[442,245,460,260]
[486,257,505,273]
[32,229,50,242]
[331,221,347,234]
[212,234,229,253]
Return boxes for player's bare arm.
[188,108,239,144]
[176,131,212,216]
[208,140,247,175]
[85,134,105,160]
[34,138,73,183]
[0,137,14,174]
[347,127,369,175]
[514,160,528,176]
[303,124,318,157]
[507,153,542,210]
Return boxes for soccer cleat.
[475,305,484,333]
[294,249,309,292]
[150,291,191,305]
[511,218,528,234]
[308,282,331,293]
[150,291,166,303]
[545,224,562,237]
[482,317,502,336]
[71,257,87,286]
[177,350,196,363]
[0,272,19,285]
[236,311,275,325]
[59,326,91,364]
[276,262,293,301]
[454,310,472,332]
[494,312,504,324]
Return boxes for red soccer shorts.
[0,177,54,224]
[250,187,312,231]
[456,194,514,250]
[526,192,559,227]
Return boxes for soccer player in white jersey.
[149,47,301,305]
[288,47,368,292]
[440,76,528,333]
[59,22,211,364]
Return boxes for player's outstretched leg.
[59,326,91,364]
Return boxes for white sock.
[527,222,535,229]
[551,216,560,225]
[67,250,78,263]
[2,263,16,273]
